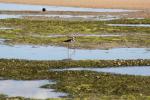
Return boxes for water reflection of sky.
[0,14,120,21]
[0,14,21,19]
[0,3,137,12]
[0,80,67,99]
[108,24,150,27]
[0,45,149,60]
[51,66,150,76]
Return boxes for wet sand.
[0,0,150,10]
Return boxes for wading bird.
[63,36,75,60]
[63,36,75,43]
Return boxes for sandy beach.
[0,0,150,10]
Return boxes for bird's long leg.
[67,43,70,59]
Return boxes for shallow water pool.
[50,66,150,76]
[0,14,21,19]
[108,24,150,27]
[0,80,67,99]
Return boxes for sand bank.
[0,0,150,10]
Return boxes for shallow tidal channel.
[50,66,150,76]
[0,44,149,60]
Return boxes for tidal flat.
[0,18,150,49]
[0,9,150,99]
[0,59,150,99]
[1,18,150,34]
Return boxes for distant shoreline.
[0,0,150,10]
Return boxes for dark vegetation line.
[0,59,150,69]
